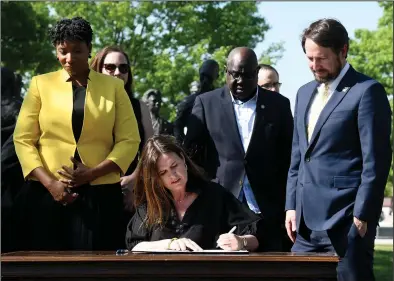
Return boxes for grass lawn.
[374,244,393,281]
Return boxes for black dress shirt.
[71,85,86,163]
[126,178,262,250]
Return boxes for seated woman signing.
[126,135,261,251]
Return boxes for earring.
[185,163,188,170]
[88,53,92,59]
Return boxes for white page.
[131,250,249,254]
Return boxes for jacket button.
[305,157,310,162]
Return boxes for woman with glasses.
[13,17,140,250]
[91,46,153,181]
[90,47,153,214]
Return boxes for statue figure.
[174,59,219,142]
[142,89,173,136]
[1,67,23,146]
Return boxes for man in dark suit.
[285,19,392,281]
[184,47,293,251]
[174,59,219,143]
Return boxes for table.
[1,251,339,280]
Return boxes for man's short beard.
[314,56,343,83]
[314,72,337,83]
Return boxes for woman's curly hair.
[48,17,93,46]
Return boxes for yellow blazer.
[14,69,140,185]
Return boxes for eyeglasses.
[261,82,282,89]
[226,68,258,81]
[103,63,129,74]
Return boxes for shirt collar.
[230,87,258,106]
[62,68,92,82]
[325,62,350,93]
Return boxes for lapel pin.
[342,87,350,93]
[261,105,265,109]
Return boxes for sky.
[254,1,383,111]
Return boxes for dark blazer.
[174,93,198,143]
[285,65,392,231]
[184,85,293,225]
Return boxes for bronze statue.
[1,67,23,146]
[174,59,219,143]
[142,89,173,136]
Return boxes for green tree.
[388,101,394,196]
[2,1,284,120]
[348,2,393,196]
[349,2,393,95]
[258,42,285,66]
[1,1,56,76]
[48,1,282,120]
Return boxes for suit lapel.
[220,86,245,155]
[245,87,266,157]
[307,66,357,150]
[300,81,319,150]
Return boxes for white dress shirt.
[231,89,261,214]
[307,62,350,142]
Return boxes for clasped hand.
[46,179,78,206]
[216,233,243,251]
[57,157,95,188]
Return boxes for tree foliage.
[1,1,54,75]
[348,2,393,196]
[1,1,283,120]
[258,42,285,66]
[348,2,393,96]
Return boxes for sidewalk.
[375,238,393,246]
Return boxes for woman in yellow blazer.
[13,17,140,251]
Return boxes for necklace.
[175,192,189,204]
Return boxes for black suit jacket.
[174,94,198,143]
[184,85,293,223]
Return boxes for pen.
[228,226,237,234]
[217,226,237,248]
[116,249,129,255]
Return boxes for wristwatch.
[242,237,247,250]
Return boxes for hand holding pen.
[216,226,244,251]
